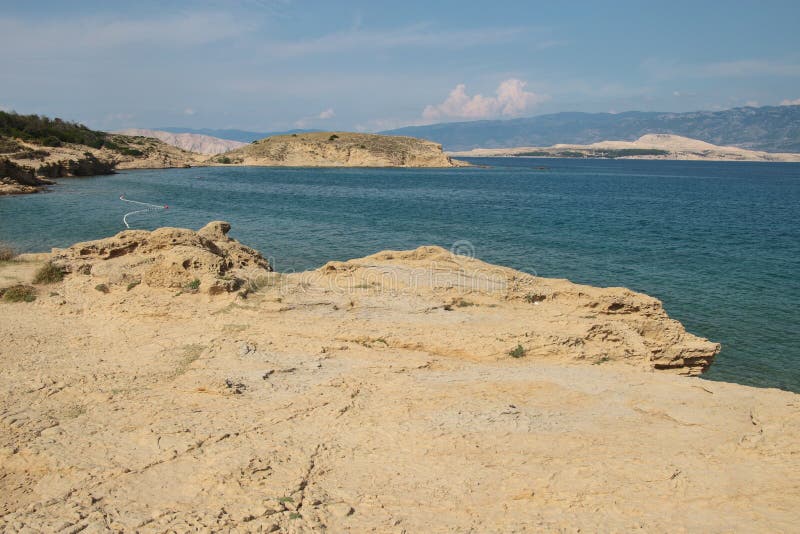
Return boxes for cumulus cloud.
[780,98,800,106]
[422,79,548,121]
[294,108,336,127]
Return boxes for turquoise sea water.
[1,158,798,392]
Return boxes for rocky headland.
[214,132,466,167]
[1,223,798,531]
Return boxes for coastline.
[1,223,798,531]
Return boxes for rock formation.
[1,224,797,532]
[215,132,466,167]
[50,221,271,294]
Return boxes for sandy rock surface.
[0,225,797,532]
[50,221,271,294]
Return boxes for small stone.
[329,503,354,518]
[239,342,256,356]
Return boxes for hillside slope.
[451,134,800,162]
[0,112,202,195]
[383,105,800,152]
[216,132,464,167]
[116,128,247,155]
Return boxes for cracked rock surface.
[1,229,797,532]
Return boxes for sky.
[1,0,799,132]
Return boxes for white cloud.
[183,108,196,116]
[780,98,800,106]
[264,23,527,58]
[294,108,336,128]
[422,79,548,121]
[0,12,249,54]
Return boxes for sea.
[1,158,798,392]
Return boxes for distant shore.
[449,134,800,162]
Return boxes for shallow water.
[1,158,798,392]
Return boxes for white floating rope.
[119,195,169,229]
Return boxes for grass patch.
[277,496,294,503]
[508,344,527,358]
[173,344,205,377]
[593,356,611,365]
[454,298,475,308]
[289,512,301,520]
[32,262,65,284]
[63,404,86,419]
[0,244,15,262]
[184,278,201,293]
[126,280,141,291]
[94,283,109,294]
[223,324,249,333]
[1,284,36,303]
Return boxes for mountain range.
[381,105,800,153]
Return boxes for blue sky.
[1,0,799,132]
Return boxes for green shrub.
[94,283,109,294]
[508,344,527,358]
[1,284,36,303]
[218,156,232,164]
[328,134,339,141]
[32,262,65,284]
[185,279,201,292]
[0,244,14,262]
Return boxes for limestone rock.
[214,132,466,168]
[50,222,270,293]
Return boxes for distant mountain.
[116,129,246,155]
[381,105,800,153]
[157,127,321,143]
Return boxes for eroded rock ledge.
[50,221,271,294]
[47,222,718,375]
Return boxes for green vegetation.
[185,279,201,292]
[32,262,65,284]
[94,283,110,294]
[0,138,23,154]
[217,156,232,164]
[329,134,339,141]
[524,293,545,304]
[508,344,527,358]
[1,284,37,303]
[0,243,14,262]
[0,110,110,148]
[126,280,141,291]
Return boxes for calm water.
[1,158,798,392]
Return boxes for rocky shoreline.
[0,224,797,532]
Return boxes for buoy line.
[119,195,169,228]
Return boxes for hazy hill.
[157,127,321,143]
[215,131,463,167]
[116,129,246,155]
[450,134,800,162]
[382,105,800,153]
